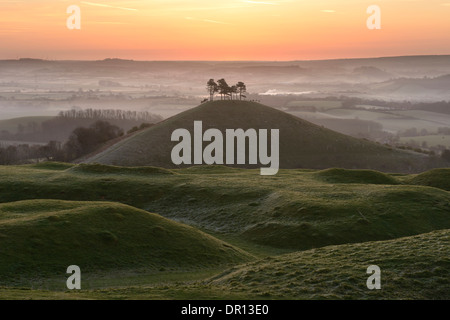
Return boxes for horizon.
[1,1,449,60]
[4,53,450,63]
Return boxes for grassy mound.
[314,168,399,185]
[0,200,252,284]
[24,162,75,171]
[85,101,441,173]
[408,168,450,191]
[68,163,175,175]
[241,185,450,250]
[208,229,450,299]
[1,165,449,251]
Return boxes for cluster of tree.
[394,139,450,158]
[0,141,62,165]
[63,120,124,160]
[57,108,162,122]
[0,120,125,164]
[127,122,153,134]
[207,79,246,101]
[0,108,162,144]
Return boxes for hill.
[1,164,449,251]
[3,229,446,299]
[0,116,54,132]
[206,229,449,299]
[408,168,450,191]
[0,199,252,284]
[85,101,442,173]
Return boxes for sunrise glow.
[1,0,449,60]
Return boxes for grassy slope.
[0,199,252,286]
[0,163,449,252]
[407,168,450,191]
[85,101,443,173]
[1,229,447,300]
[0,163,448,299]
[205,229,450,300]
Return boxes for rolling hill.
[85,101,443,173]
[1,163,449,252]
[0,199,252,284]
[207,229,450,299]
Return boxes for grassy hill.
[2,229,447,299]
[0,163,448,299]
[408,168,450,191]
[85,101,443,173]
[1,163,449,252]
[0,199,252,285]
[206,229,449,299]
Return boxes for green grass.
[0,199,252,286]
[1,229,447,300]
[68,163,175,175]
[0,163,448,299]
[408,168,450,191]
[206,229,450,300]
[314,168,400,185]
[0,164,448,252]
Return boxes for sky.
[0,0,449,60]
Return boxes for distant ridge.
[84,101,443,173]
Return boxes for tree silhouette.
[208,79,247,101]
[236,82,247,100]
[206,79,218,101]
[217,78,231,100]
[230,85,237,100]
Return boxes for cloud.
[185,17,231,25]
[81,1,137,11]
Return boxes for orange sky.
[1,0,449,60]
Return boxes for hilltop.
[85,101,442,173]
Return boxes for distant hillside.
[370,74,450,96]
[85,101,444,173]
[0,114,161,144]
[0,116,53,133]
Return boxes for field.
[0,163,448,299]
[0,116,53,132]
[400,135,450,149]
